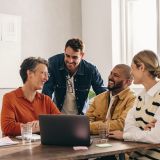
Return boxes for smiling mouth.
[108,80,114,86]
[66,63,76,68]
[67,63,74,66]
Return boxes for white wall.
[158,0,160,54]
[81,0,113,85]
[0,0,82,108]
[0,14,22,88]
[0,0,114,108]
[0,0,143,112]
[0,0,82,59]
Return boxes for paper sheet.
[73,146,88,150]
[96,143,112,148]
[0,137,19,146]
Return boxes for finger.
[108,134,114,138]
[27,122,34,128]
[147,123,155,129]
[32,121,37,128]
[35,121,39,128]
[108,131,114,134]
[152,119,157,123]
[150,122,155,127]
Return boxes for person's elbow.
[2,124,20,137]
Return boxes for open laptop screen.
[39,115,91,146]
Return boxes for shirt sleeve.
[91,66,107,95]
[47,96,61,115]
[1,94,21,136]
[86,99,96,118]
[42,58,55,98]
[86,98,102,134]
[123,105,160,144]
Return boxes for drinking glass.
[98,121,110,142]
[21,123,32,144]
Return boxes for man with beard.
[42,38,106,115]
[86,64,136,134]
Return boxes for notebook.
[39,114,91,146]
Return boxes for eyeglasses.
[31,70,50,78]
[40,71,50,78]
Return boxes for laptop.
[39,114,91,146]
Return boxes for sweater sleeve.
[86,98,100,134]
[123,106,160,144]
[1,94,21,136]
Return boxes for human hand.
[144,119,157,131]
[89,116,96,122]
[108,130,123,140]
[28,120,40,133]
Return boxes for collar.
[15,87,41,99]
[145,81,160,97]
[76,60,85,75]
[110,87,131,100]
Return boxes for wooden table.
[0,138,160,160]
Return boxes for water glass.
[21,123,32,144]
[98,121,110,140]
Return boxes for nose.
[45,75,49,81]
[67,57,74,63]
[44,72,49,81]
[108,74,112,79]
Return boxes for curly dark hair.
[20,57,48,83]
[65,38,84,52]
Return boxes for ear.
[27,70,30,76]
[139,63,145,72]
[81,52,85,58]
[125,79,132,86]
[27,70,32,79]
[128,79,132,86]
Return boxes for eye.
[40,71,50,77]
[113,73,120,78]
[65,54,70,58]
[72,56,78,60]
